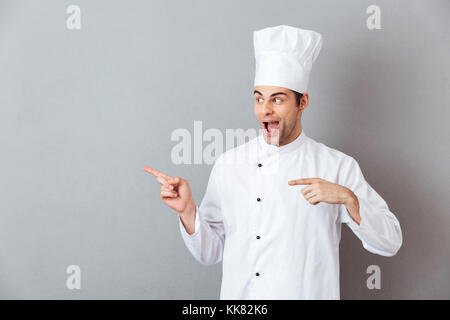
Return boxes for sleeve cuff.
[178,205,201,238]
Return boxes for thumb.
[169,177,181,184]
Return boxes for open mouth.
[263,121,279,135]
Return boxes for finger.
[143,166,161,177]
[161,185,174,192]
[157,175,170,186]
[167,177,181,185]
[304,191,317,200]
[301,186,314,196]
[161,190,178,198]
[143,166,172,180]
[288,178,318,186]
[308,195,321,205]
[161,177,179,188]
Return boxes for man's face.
[254,85,302,146]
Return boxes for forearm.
[179,200,197,235]
[178,201,225,266]
[343,188,361,225]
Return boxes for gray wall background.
[0,0,449,299]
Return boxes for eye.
[274,97,282,104]
[256,97,264,103]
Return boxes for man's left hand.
[288,177,361,225]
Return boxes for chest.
[219,154,341,237]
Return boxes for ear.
[299,92,309,112]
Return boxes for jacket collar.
[258,129,307,155]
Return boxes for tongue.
[267,122,279,131]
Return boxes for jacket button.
[258,163,262,167]
[257,198,261,202]
[255,272,260,276]
[256,236,260,239]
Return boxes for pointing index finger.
[143,166,172,180]
[288,178,317,186]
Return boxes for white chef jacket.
[178,130,402,299]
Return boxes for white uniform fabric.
[178,130,402,299]
[253,25,323,93]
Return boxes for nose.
[262,100,273,115]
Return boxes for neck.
[280,124,302,146]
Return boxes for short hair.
[290,90,303,106]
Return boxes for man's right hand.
[143,166,196,226]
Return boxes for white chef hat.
[253,25,323,93]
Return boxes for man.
[144,25,402,299]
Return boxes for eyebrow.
[253,90,288,97]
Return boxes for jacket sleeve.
[337,156,403,257]
[178,162,225,266]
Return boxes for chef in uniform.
[144,25,402,299]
